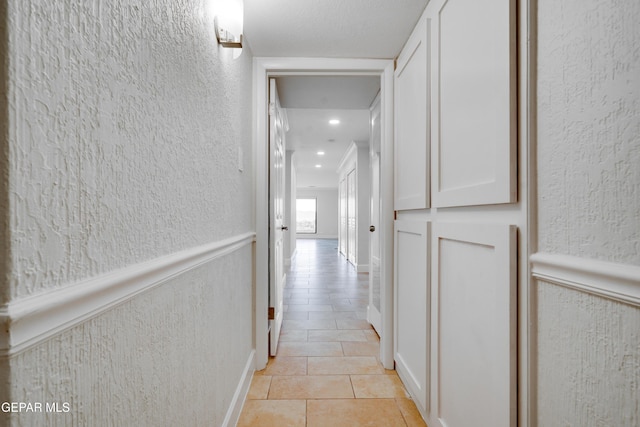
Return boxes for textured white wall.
[537,0,640,265]
[2,0,255,424]
[537,0,640,425]
[536,281,640,427]
[0,0,8,307]
[7,248,253,426]
[6,0,254,299]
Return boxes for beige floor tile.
[336,319,373,330]
[395,398,428,426]
[288,292,311,298]
[283,319,337,330]
[351,375,409,398]
[309,311,357,320]
[330,298,352,305]
[341,341,380,357]
[287,304,334,312]
[363,329,381,342]
[279,329,308,342]
[308,329,367,342]
[256,357,307,376]
[237,399,306,427]
[247,376,272,399]
[307,289,331,295]
[306,399,406,427]
[286,298,309,304]
[283,312,309,320]
[269,375,354,399]
[278,341,344,357]
[308,356,385,375]
[332,303,358,311]
[308,297,334,304]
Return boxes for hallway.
[238,239,426,426]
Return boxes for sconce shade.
[214,0,243,48]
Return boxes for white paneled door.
[346,170,356,264]
[434,223,517,427]
[339,177,347,256]
[394,17,429,211]
[394,220,430,413]
[269,78,287,356]
[368,93,382,335]
[393,1,521,425]
[430,0,516,207]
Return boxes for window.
[296,198,317,234]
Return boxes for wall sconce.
[215,17,243,48]
[214,0,243,49]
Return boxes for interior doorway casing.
[253,58,395,370]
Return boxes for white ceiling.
[247,1,429,188]
[244,0,429,58]
[276,76,379,188]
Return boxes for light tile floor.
[238,239,427,427]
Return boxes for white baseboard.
[356,264,369,273]
[530,252,640,306]
[0,232,256,356]
[222,349,255,427]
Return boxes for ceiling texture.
[276,76,379,188]
[244,0,429,58]
[244,0,429,188]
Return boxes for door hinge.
[268,102,275,116]
[268,307,275,320]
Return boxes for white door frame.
[253,57,395,370]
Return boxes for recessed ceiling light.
[315,164,322,168]
[317,151,325,156]
[329,119,340,125]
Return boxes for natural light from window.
[296,198,317,234]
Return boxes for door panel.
[269,78,287,356]
[434,222,516,427]
[368,93,382,335]
[339,178,347,256]
[431,0,516,207]
[394,220,430,413]
[394,18,429,211]
[347,170,356,264]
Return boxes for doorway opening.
[254,58,395,371]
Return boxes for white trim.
[221,349,255,427]
[286,246,298,267]
[254,57,395,371]
[0,232,256,357]
[531,252,640,307]
[356,263,369,273]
